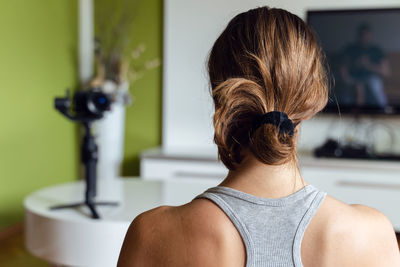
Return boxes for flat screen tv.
[307,8,400,114]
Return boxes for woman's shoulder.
[306,194,400,267]
[319,194,396,239]
[117,199,245,267]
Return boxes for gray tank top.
[194,184,326,267]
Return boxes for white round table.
[24,177,219,267]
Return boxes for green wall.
[0,0,162,230]
[0,0,78,230]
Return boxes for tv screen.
[307,8,400,114]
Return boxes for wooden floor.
[0,224,47,267]
[0,224,400,266]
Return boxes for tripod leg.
[95,202,119,206]
[87,202,100,219]
[50,202,84,210]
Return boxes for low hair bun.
[249,118,296,167]
[212,78,297,170]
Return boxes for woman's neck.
[218,154,307,199]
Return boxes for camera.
[55,88,111,121]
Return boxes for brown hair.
[208,7,328,170]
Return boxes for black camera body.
[55,89,111,121]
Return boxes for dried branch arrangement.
[92,0,160,99]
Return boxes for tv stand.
[314,139,400,161]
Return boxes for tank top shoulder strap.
[194,189,257,265]
[292,188,327,267]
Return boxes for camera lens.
[88,92,111,115]
[97,96,106,105]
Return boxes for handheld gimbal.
[51,89,119,219]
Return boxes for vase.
[95,80,130,180]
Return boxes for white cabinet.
[140,148,400,230]
[141,148,227,180]
[301,161,400,230]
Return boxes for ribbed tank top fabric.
[194,184,327,267]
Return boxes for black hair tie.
[253,111,295,137]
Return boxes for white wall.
[163,0,400,155]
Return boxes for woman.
[118,7,400,267]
